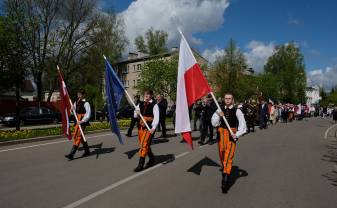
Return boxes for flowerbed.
[0,120,131,142]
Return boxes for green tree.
[0,14,29,130]
[209,38,247,99]
[264,42,306,103]
[136,55,178,101]
[134,28,168,55]
[134,36,147,53]
[256,73,281,101]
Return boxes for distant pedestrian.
[126,95,140,137]
[332,107,337,123]
[193,100,203,131]
[199,94,217,145]
[259,97,268,129]
[156,94,168,138]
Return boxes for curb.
[0,129,115,147]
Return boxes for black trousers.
[158,115,166,137]
[200,120,213,142]
[127,117,139,136]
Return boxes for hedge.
[0,120,131,142]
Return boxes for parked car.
[2,106,61,126]
[116,105,134,119]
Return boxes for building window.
[133,65,136,72]
[133,80,136,86]
[127,80,129,86]
[137,64,141,71]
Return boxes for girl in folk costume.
[133,90,159,172]
[65,89,91,160]
[211,92,247,193]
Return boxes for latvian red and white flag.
[57,67,72,140]
[175,32,212,149]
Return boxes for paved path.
[0,118,336,208]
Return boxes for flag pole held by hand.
[57,65,87,142]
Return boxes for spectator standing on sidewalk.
[126,95,140,137]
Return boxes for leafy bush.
[0,120,131,142]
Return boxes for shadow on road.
[153,154,175,165]
[124,148,139,159]
[226,166,249,192]
[322,139,337,187]
[78,142,115,159]
[152,138,170,145]
[124,138,170,159]
[187,157,221,175]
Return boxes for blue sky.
[106,0,336,69]
[1,0,336,89]
[101,0,337,89]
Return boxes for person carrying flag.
[211,92,247,193]
[65,89,91,160]
[133,90,159,172]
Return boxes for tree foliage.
[209,38,249,100]
[264,42,306,103]
[136,55,178,101]
[0,14,29,130]
[1,0,127,106]
[134,28,168,55]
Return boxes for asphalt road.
[0,118,336,208]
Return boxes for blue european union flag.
[104,57,125,144]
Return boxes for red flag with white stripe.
[175,32,212,149]
[57,67,72,140]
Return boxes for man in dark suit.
[156,94,168,138]
[126,95,140,137]
[259,97,269,129]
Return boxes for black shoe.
[180,139,186,143]
[134,157,145,172]
[145,151,155,168]
[82,142,91,157]
[126,133,132,137]
[221,173,229,193]
[198,140,205,145]
[65,145,78,160]
[219,166,224,172]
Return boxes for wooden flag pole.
[103,55,151,132]
[57,65,87,142]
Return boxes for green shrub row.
[0,120,131,142]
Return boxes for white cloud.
[120,0,230,51]
[307,66,337,90]
[244,40,275,73]
[201,48,225,63]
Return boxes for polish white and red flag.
[57,66,72,140]
[175,32,212,149]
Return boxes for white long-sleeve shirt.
[134,100,159,131]
[211,105,247,138]
[73,100,91,123]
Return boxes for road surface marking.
[62,151,190,208]
[324,123,337,139]
[0,133,113,153]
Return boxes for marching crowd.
[66,89,337,194]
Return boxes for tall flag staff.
[57,65,87,142]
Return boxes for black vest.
[220,106,238,129]
[139,101,155,117]
[76,100,87,114]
